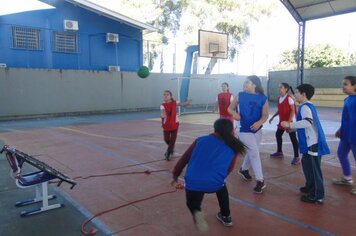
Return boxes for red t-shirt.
[161,100,179,131]
[277,95,296,129]
[217,92,233,119]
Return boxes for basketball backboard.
[199,30,228,59]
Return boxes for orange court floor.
[0,107,355,236]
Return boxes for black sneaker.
[238,168,252,181]
[299,186,309,194]
[253,180,266,194]
[216,212,232,226]
[300,195,323,204]
[164,151,171,161]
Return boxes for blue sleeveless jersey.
[296,103,330,156]
[238,92,267,133]
[184,135,235,192]
[340,95,356,144]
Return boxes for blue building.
[0,0,156,71]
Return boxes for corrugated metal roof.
[281,0,356,22]
[56,0,157,32]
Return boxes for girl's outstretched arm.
[177,99,192,107]
[269,110,279,124]
[172,140,196,182]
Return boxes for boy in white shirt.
[281,84,330,204]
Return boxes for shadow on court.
[0,108,354,236]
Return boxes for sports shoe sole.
[194,211,209,232]
[332,178,354,186]
[254,184,266,194]
[216,214,233,227]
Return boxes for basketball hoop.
[199,30,228,59]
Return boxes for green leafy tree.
[273,44,350,71]
[179,0,273,74]
[349,53,356,65]
[93,0,273,72]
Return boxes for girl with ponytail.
[269,83,300,165]
[160,90,191,161]
[171,118,246,231]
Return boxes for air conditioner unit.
[106,33,119,43]
[64,20,79,31]
[108,65,120,72]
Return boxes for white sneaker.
[351,188,356,195]
[193,211,209,232]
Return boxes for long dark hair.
[248,75,264,95]
[280,82,295,95]
[214,118,246,156]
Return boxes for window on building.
[12,26,41,50]
[54,32,78,53]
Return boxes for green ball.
[137,66,150,78]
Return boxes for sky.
[1,0,356,76]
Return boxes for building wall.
[0,68,267,120]
[268,66,356,101]
[0,1,143,71]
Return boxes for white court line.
[57,127,192,145]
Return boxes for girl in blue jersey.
[332,76,356,195]
[171,118,246,231]
[228,75,269,194]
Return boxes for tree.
[92,0,274,72]
[178,0,274,74]
[272,44,351,71]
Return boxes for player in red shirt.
[161,90,191,161]
[269,83,300,165]
[212,82,234,124]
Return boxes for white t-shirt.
[215,95,234,103]
[279,94,295,105]
[290,102,318,149]
[160,101,180,122]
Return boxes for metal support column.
[297,21,306,85]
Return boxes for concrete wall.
[0,68,267,120]
[268,66,356,101]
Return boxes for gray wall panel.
[1,68,268,119]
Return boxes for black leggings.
[185,184,230,217]
[276,128,299,157]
